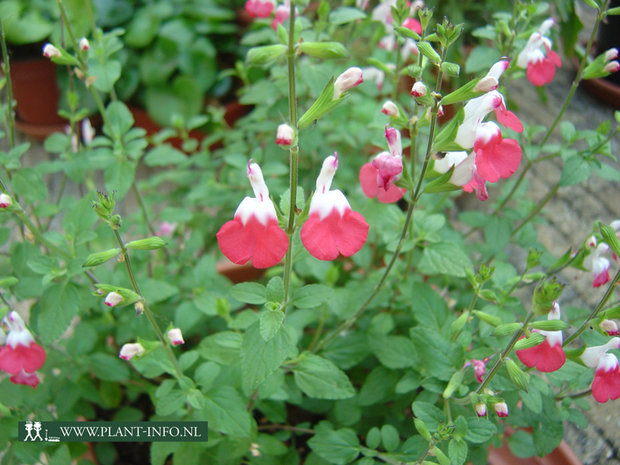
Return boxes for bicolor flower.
[516,302,566,372]
[42,43,61,58]
[334,67,364,99]
[276,123,294,146]
[301,154,369,260]
[474,59,510,93]
[581,337,620,403]
[517,18,561,86]
[217,161,289,269]
[0,193,11,208]
[475,402,487,417]
[601,320,619,337]
[381,100,399,116]
[472,122,522,184]
[245,0,275,18]
[455,91,523,150]
[363,67,387,91]
[402,16,422,35]
[585,243,611,288]
[0,312,46,376]
[79,37,90,51]
[168,328,185,346]
[271,4,290,30]
[494,402,509,417]
[464,355,493,383]
[104,291,124,307]
[119,343,145,361]
[433,151,480,196]
[410,81,427,97]
[360,127,407,203]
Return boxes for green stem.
[14,207,71,259]
[282,2,298,313]
[113,229,183,380]
[563,269,620,346]
[0,289,13,309]
[512,183,559,235]
[0,20,16,151]
[476,311,534,393]
[556,389,592,401]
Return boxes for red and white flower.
[245,0,276,18]
[271,3,290,30]
[464,355,493,383]
[517,18,562,86]
[10,370,41,388]
[472,122,522,184]
[217,161,289,269]
[168,328,185,346]
[494,401,509,417]
[381,100,399,116]
[104,291,124,307]
[410,81,427,97]
[475,402,487,417]
[359,127,407,203]
[276,123,294,146]
[581,337,620,403]
[119,343,145,361]
[516,302,566,373]
[601,320,619,337]
[334,67,364,99]
[79,37,90,51]
[301,154,369,260]
[42,43,61,58]
[0,193,12,208]
[586,243,611,288]
[0,312,46,379]
[363,67,388,91]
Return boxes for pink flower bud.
[605,48,619,62]
[79,38,90,51]
[473,76,499,93]
[384,126,402,157]
[42,43,61,58]
[104,292,123,307]
[381,100,399,116]
[475,403,487,417]
[334,67,363,99]
[410,81,427,97]
[494,401,509,417]
[276,123,294,146]
[119,343,145,360]
[0,193,11,208]
[437,105,444,116]
[586,235,597,248]
[168,328,185,345]
[603,61,620,73]
[601,320,619,336]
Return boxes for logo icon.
[22,421,59,442]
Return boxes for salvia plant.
[0,0,620,464]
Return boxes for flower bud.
[79,38,90,51]
[475,403,487,417]
[494,401,509,417]
[605,48,619,62]
[104,291,124,307]
[134,301,144,316]
[168,328,185,346]
[119,342,145,360]
[42,43,61,58]
[82,118,95,145]
[0,193,12,208]
[410,81,427,97]
[125,236,167,250]
[586,235,597,248]
[333,67,363,99]
[381,100,399,116]
[603,61,620,73]
[473,76,499,93]
[601,319,619,336]
[384,126,402,157]
[276,123,294,146]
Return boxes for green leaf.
[201,386,252,437]
[465,417,497,444]
[381,424,400,452]
[449,438,468,465]
[328,7,366,24]
[38,281,81,344]
[298,42,348,59]
[369,334,416,369]
[151,443,179,465]
[144,145,188,166]
[293,284,333,308]
[366,427,381,449]
[90,59,122,93]
[241,321,292,391]
[298,77,346,129]
[104,159,136,200]
[105,101,134,138]
[293,352,355,399]
[308,428,360,465]
[266,276,284,303]
[600,222,620,258]
[559,156,591,186]
[418,242,472,278]
[246,44,287,66]
[198,332,242,365]
[260,309,285,341]
[412,401,444,432]
[140,279,178,304]
[88,353,130,382]
[12,169,47,202]
[230,282,266,305]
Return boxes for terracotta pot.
[216,260,265,284]
[10,58,65,125]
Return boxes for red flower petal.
[593,269,611,288]
[494,108,523,133]
[245,0,274,18]
[475,138,521,183]
[0,343,46,374]
[359,163,406,203]
[10,371,40,388]
[217,216,288,269]
[516,338,566,373]
[301,209,369,261]
[527,58,556,86]
[592,364,620,403]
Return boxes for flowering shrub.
[1,0,620,464]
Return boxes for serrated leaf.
[418,242,472,278]
[230,282,266,304]
[369,334,416,369]
[260,309,285,341]
[293,284,333,308]
[293,353,355,399]
[308,428,360,465]
[201,386,251,437]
